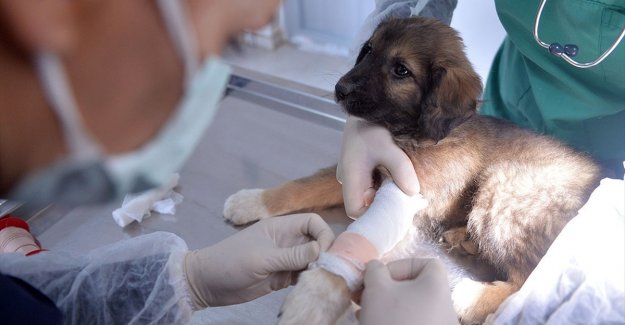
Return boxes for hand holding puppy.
[337,116,420,219]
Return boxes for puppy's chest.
[417,182,477,229]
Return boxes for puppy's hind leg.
[441,227,478,256]
[224,166,343,225]
[452,276,520,325]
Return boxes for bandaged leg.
[315,179,428,290]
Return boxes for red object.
[25,249,48,256]
[0,215,45,255]
[0,215,30,232]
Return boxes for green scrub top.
[481,0,625,174]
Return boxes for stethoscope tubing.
[533,0,625,68]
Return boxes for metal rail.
[226,70,346,131]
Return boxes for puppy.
[224,17,601,324]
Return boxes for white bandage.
[315,252,365,290]
[346,179,427,254]
[316,179,428,290]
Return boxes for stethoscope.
[533,0,625,68]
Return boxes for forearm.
[0,232,193,325]
[352,0,458,74]
[316,180,427,290]
[371,0,457,24]
[421,0,458,24]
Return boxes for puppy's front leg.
[279,179,429,324]
[224,166,343,225]
[278,268,351,325]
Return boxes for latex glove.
[184,213,335,309]
[359,259,459,325]
[337,116,420,218]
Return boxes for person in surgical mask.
[0,0,337,324]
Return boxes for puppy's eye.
[393,64,410,78]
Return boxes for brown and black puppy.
[224,17,601,324]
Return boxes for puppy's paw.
[223,189,270,225]
[452,278,485,325]
[441,227,478,255]
[452,278,515,325]
[278,268,351,325]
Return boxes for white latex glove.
[184,213,335,309]
[337,116,420,218]
[359,259,459,325]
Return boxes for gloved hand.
[337,116,419,218]
[184,213,335,309]
[359,259,459,325]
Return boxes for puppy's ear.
[418,65,482,142]
[355,41,371,65]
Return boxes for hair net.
[0,232,193,325]
[351,0,458,59]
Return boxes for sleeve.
[0,273,63,325]
[350,0,458,58]
[0,232,194,325]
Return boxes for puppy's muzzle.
[334,80,355,102]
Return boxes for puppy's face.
[335,17,482,142]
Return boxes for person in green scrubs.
[482,0,625,176]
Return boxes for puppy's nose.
[335,82,353,102]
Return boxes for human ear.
[0,0,77,53]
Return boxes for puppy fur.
[224,17,601,324]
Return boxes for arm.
[351,0,458,59]
[0,232,193,324]
[0,273,63,325]
[375,0,458,24]
[0,213,334,324]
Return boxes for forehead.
[368,20,433,69]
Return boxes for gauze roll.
[0,227,40,255]
[316,179,428,290]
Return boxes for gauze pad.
[112,174,183,227]
[316,179,428,289]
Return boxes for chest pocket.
[599,7,625,90]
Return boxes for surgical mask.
[8,0,231,206]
